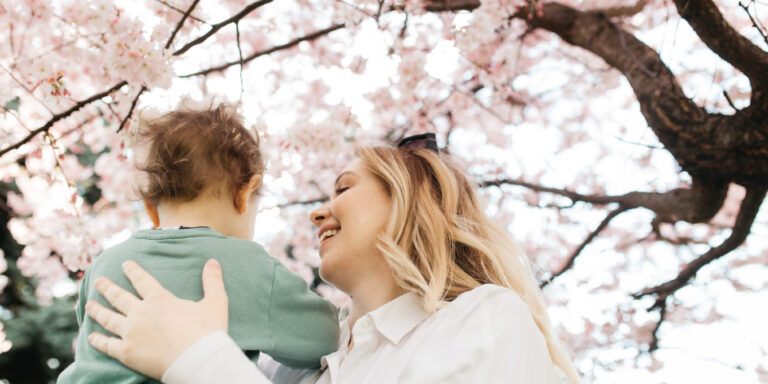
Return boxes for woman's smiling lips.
[318,224,340,246]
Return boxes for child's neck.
[156,197,252,240]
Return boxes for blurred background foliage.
[1,183,79,383]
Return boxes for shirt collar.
[367,292,430,346]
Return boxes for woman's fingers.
[83,261,231,380]
[122,260,169,299]
[88,332,124,361]
[86,301,128,336]
[94,277,141,314]
[201,259,229,332]
[201,259,228,306]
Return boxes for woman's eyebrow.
[334,171,354,186]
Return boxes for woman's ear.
[143,200,160,228]
[233,175,262,214]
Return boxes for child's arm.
[75,269,90,326]
[57,268,91,383]
[262,261,340,369]
[58,263,160,384]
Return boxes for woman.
[84,136,580,383]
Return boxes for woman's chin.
[318,260,346,290]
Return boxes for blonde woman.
[84,134,580,383]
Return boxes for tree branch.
[484,177,729,225]
[591,0,648,18]
[181,23,345,77]
[376,0,386,21]
[521,2,768,187]
[423,1,768,185]
[540,205,631,287]
[649,297,668,352]
[165,0,201,49]
[633,185,767,309]
[173,0,274,57]
[424,0,646,18]
[481,178,619,205]
[423,0,480,12]
[117,86,146,133]
[673,0,768,89]
[739,1,768,47]
[153,0,209,24]
[0,81,127,158]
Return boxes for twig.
[181,23,345,77]
[102,100,122,123]
[400,11,409,38]
[0,81,127,158]
[58,114,98,140]
[235,21,245,101]
[173,0,274,56]
[334,0,377,19]
[376,0,386,21]
[0,63,55,116]
[739,1,768,46]
[644,219,709,245]
[153,0,209,24]
[117,86,146,133]
[423,0,481,12]
[614,135,665,150]
[166,0,201,49]
[540,205,630,287]
[722,90,739,111]
[9,21,14,59]
[649,297,668,352]
[482,177,730,228]
[633,185,767,309]
[481,178,619,205]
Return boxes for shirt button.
[357,317,372,332]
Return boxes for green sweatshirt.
[58,227,339,384]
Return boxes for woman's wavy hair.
[357,146,579,384]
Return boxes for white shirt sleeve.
[162,331,272,384]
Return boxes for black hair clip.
[397,133,439,153]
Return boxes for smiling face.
[310,158,394,295]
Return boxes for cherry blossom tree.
[1,0,766,381]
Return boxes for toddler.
[59,103,339,383]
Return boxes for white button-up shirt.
[164,285,560,384]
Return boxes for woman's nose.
[310,203,330,227]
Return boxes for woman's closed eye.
[335,186,349,195]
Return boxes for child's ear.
[234,175,262,214]
[143,200,160,228]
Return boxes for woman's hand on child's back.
[85,259,230,380]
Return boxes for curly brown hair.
[134,103,264,203]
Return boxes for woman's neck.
[346,282,406,334]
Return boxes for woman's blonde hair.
[357,146,579,384]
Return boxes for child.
[58,103,339,383]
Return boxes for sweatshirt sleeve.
[162,331,272,384]
[75,269,90,326]
[263,261,340,369]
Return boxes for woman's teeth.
[320,229,339,242]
